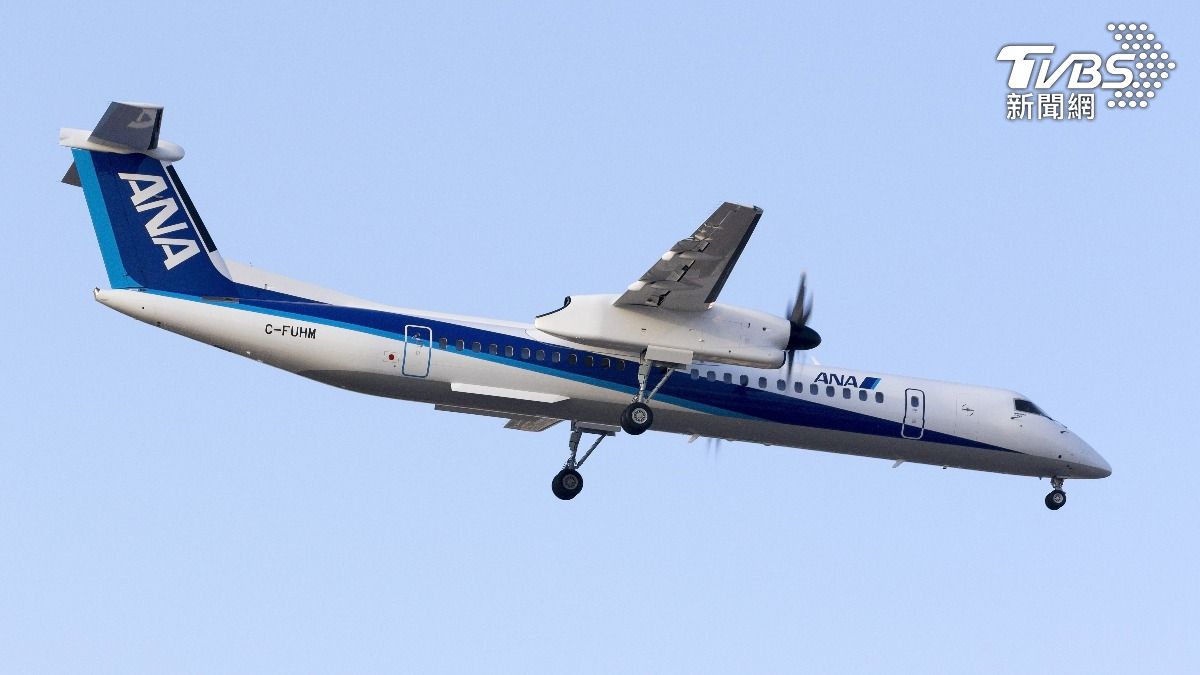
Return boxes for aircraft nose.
[1075,437,1112,479]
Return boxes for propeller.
[689,433,725,461]
[784,273,821,379]
[706,436,723,461]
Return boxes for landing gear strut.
[552,422,618,500]
[620,359,675,435]
[1045,477,1067,510]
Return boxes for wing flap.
[450,382,568,403]
[433,404,564,432]
[503,417,564,432]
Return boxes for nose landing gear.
[552,468,583,500]
[1044,476,1067,510]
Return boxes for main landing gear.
[554,353,684,500]
[620,401,653,435]
[1045,477,1067,510]
[620,360,675,435]
[552,422,618,500]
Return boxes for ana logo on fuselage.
[813,372,880,389]
[117,172,200,271]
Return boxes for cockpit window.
[1014,398,1051,419]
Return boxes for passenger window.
[488,344,498,355]
[455,339,465,351]
[777,379,786,391]
[616,360,626,371]
[826,386,835,397]
[535,349,545,361]
[690,369,699,380]
[724,373,733,384]
[438,337,448,349]
[794,382,803,393]
[505,346,514,357]
[759,377,768,388]
[707,371,716,382]
[585,355,594,367]
[859,390,867,401]
[843,388,851,399]
[568,354,578,365]
[875,392,884,403]
[472,341,482,352]
[520,347,531,359]
[810,383,818,395]
[740,375,749,386]
[600,358,611,368]
[551,352,561,363]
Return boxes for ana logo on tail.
[117,172,200,270]
[126,108,158,129]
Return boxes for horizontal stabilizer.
[62,161,80,187]
[89,101,163,152]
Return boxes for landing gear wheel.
[552,469,583,500]
[621,401,654,435]
[1045,489,1067,510]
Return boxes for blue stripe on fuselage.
[143,287,1013,453]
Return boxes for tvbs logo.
[117,172,201,270]
[996,46,1134,91]
[997,23,1175,119]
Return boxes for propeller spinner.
[784,273,821,377]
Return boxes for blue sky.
[2,2,1197,672]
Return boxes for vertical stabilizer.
[61,102,237,297]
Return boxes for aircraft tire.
[1044,489,1067,510]
[552,469,583,500]
[621,402,654,435]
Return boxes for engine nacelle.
[533,294,791,368]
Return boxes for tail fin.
[61,102,238,297]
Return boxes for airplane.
[59,102,1111,509]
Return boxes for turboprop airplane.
[60,102,1110,509]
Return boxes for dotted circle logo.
[1106,22,1175,109]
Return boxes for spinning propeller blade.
[784,272,820,379]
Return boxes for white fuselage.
[57,103,1111,509]
[94,282,1111,482]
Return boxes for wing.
[614,202,762,311]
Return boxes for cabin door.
[402,325,432,377]
[902,388,926,439]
